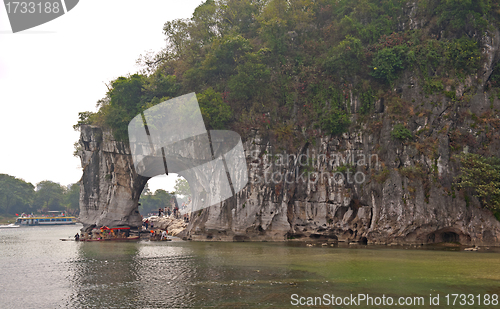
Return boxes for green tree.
[190,0,220,45]
[370,45,407,83]
[73,111,96,130]
[455,153,500,211]
[163,18,190,56]
[139,188,173,215]
[437,0,490,32]
[228,54,271,103]
[325,35,364,79]
[391,124,413,140]
[174,177,191,196]
[33,181,65,212]
[446,37,482,75]
[257,0,290,54]
[0,174,34,214]
[320,108,351,136]
[142,71,180,102]
[197,88,233,129]
[64,183,80,215]
[99,74,147,141]
[201,34,252,83]
[155,189,173,207]
[218,0,260,36]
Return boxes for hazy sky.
[0,0,203,191]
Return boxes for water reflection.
[135,242,197,308]
[0,226,80,309]
[1,227,500,308]
[69,241,141,308]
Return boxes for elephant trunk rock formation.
[75,5,500,245]
[77,125,148,231]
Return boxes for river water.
[1,225,500,308]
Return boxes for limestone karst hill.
[75,0,500,245]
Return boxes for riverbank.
[144,216,188,236]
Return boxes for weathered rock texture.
[77,126,148,231]
[182,130,500,245]
[146,216,188,236]
[78,86,500,245]
[77,13,500,245]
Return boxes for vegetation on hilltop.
[455,153,500,217]
[74,0,500,211]
[75,0,498,144]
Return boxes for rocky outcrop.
[146,216,188,236]
[180,25,500,246]
[77,126,149,231]
[182,128,500,245]
[77,15,500,246]
[77,101,500,245]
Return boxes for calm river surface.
[1,225,500,308]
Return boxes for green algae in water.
[1,227,499,309]
[190,243,500,308]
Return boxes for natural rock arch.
[76,125,229,231]
[77,125,500,245]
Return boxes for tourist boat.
[79,226,139,241]
[81,235,139,241]
[15,215,77,226]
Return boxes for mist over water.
[1,226,500,308]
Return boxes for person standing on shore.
[161,229,167,240]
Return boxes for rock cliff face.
[77,82,500,245]
[77,17,500,246]
[77,126,148,231]
[183,129,500,245]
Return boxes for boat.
[15,213,77,226]
[0,223,20,229]
[81,236,140,242]
[79,226,139,241]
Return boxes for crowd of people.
[74,227,131,241]
[153,206,190,222]
[140,205,191,242]
[149,228,170,241]
[18,212,68,217]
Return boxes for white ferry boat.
[15,215,77,226]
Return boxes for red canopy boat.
[80,226,139,241]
